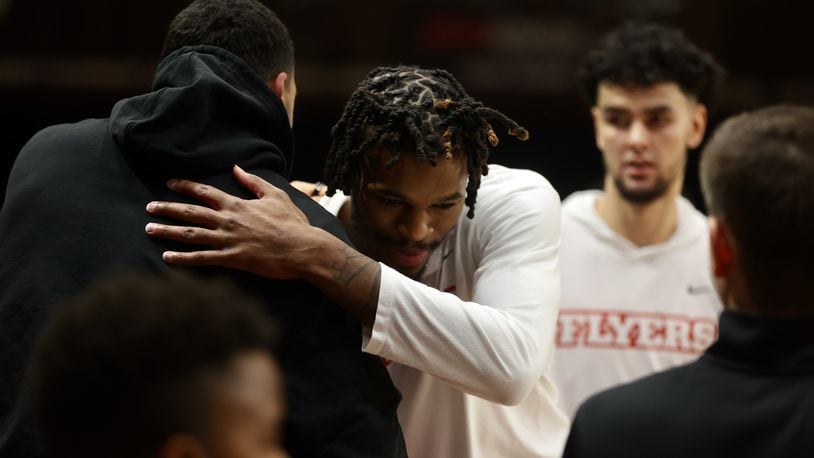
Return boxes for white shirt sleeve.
[362,171,562,406]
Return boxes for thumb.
[233,165,275,198]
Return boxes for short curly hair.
[27,270,278,458]
[580,22,725,107]
[161,0,294,79]
[324,65,529,218]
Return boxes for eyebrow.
[601,105,674,116]
[368,186,464,202]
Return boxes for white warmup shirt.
[320,165,569,458]
[553,190,723,419]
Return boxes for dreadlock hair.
[324,65,529,218]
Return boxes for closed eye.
[376,195,404,206]
[433,202,457,210]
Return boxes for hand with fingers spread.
[145,165,382,327]
[146,165,323,280]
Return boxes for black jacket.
[0,46,406,457]
[564,310,814,458]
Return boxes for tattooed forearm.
[320,244,381,328]
[330,245,374,287]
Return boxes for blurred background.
[2,0,813,210]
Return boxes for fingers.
[312,181,327,197]
[290,180,314,195]
[145,222,224,246]
[145,201,223,228]
[166,179,233,209]
[233,164,277,198]
[161,249,231,267]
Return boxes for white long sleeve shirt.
[553,190,723,419]
[320,165,569,458]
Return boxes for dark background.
[2,0,813,210]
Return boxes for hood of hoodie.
[110,45,294,180]
[562,190,708,259]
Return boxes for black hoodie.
[0,46,405,457]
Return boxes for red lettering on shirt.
[556,309,718,354]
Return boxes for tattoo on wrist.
[331,246,372,285]
[329,245,379,326]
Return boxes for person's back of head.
[161,0,294,80]
[700,105,814,314]
[27,271,287,458]
[579,22,725,107]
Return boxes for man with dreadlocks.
[145,65,569,457]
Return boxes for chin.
[615,177,670,204]
[621,189,664,204]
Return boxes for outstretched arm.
[147,166,562,405]
[145,165,379,327]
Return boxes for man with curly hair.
[553,23,726,418]
[145,65,570,457]
[564,104,814,457]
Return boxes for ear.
[687,103,708,149]
[709,216,734,278]
[157,434,209,458]
[591,106,604,150]
[267,72,289,99]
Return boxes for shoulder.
[474,164,560,220]
[560,190,604,240]
[672,196,712,250]
[480,164,558,199]
[561,190,601,216]
[565,362,702,456]
[8,119,108,191]
[27,119,107,146]
[581,363,696,414]
[676,196,709,227]
[18,119,106,158]
[455,165,561,258]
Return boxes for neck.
[596,176,681,246]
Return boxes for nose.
[397,209,433,242]
[627,119,650,151]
